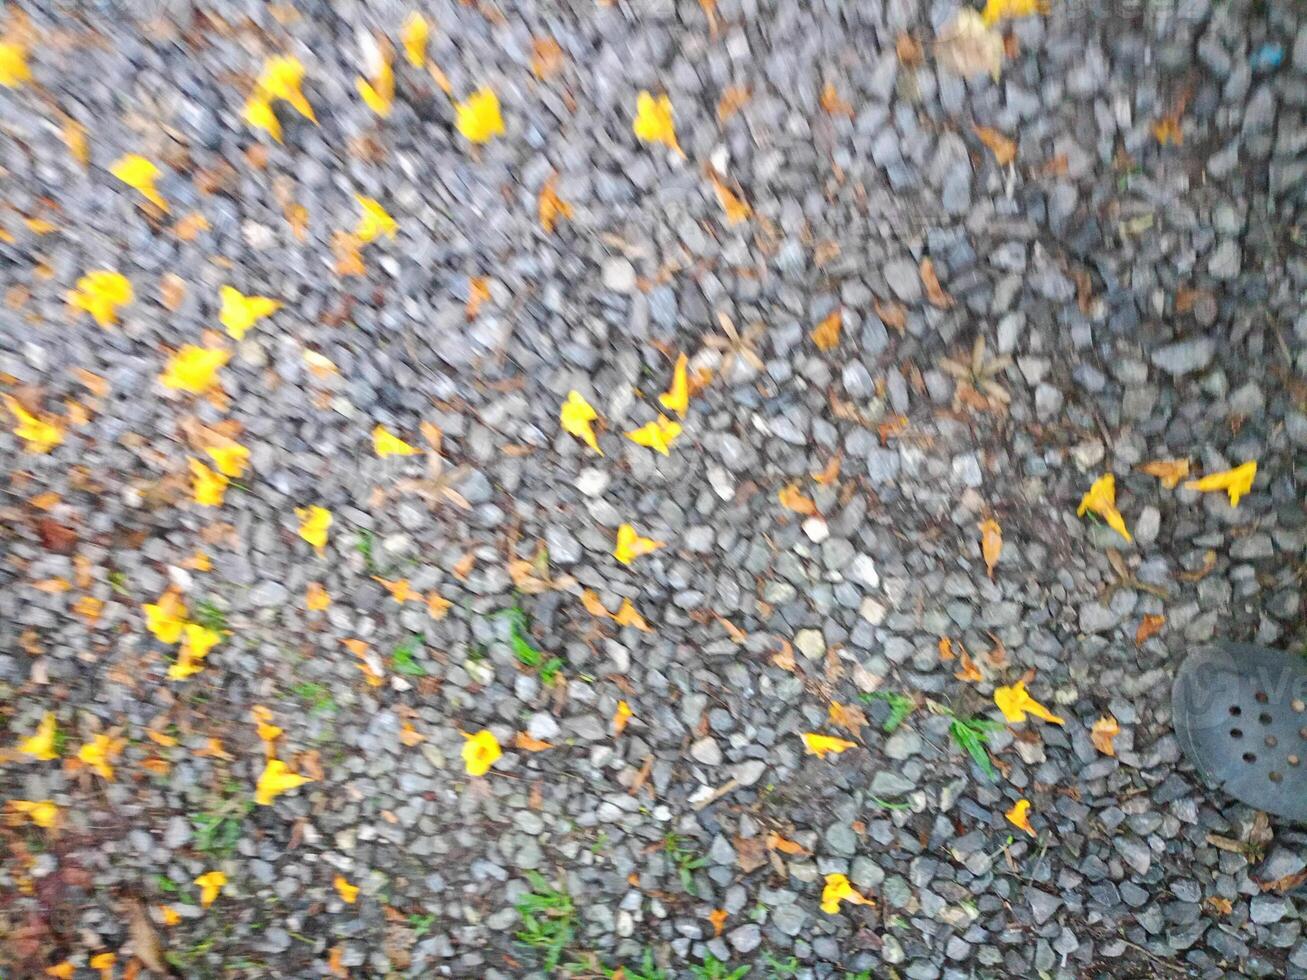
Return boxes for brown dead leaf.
[766,832,809,856]
[37,518,78,553]
[878,414,909,444]
[174,211,210,241]
[937,636,956,661]
[125,897,167,975]
[828,701,868,734]
[399,723,424,747]
[628,755,654,796]
[1177,550,1217,583]
[159,273,186,312]
[466,277,491,320]
[820,81,853,116]
[1261,870,1307,895]
[538,173,573,234]
[978,518,1002,579]
[986,635,1008,668]
[716,86,750,122]
[1037,154,1068,177]
[33,578,71,593]
[1090,715,1120,757]
[734,835,767,873]
[874,298,906,332]
[771,640,796,673]
[715,614,746,644]
[452,552,476,580]
[954,647,984,683]
[920,258,954,309]
[1205,896,1233,915]
[973,125,1016,166]
[708,173,750,224]
[332,231,365,276]
[778,483,818,517]
[1138,458,1190,490]
[285,203,309,241]
[810,309,842,351]
[811,453,841,486]
[896,33,923,66]
[1135,614,1165,646]
[514,732,554,752]
[531,37,565,80]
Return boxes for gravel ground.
[1,0,1306,977]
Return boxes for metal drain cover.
[1172,643,1307,821]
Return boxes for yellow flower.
[194,870,227,907]
[1006,798,1037,837]
[219,285,281,340]
[296,505,332,552]
[401,12,429,67]
[613,523,664,565]
[632,91,680,153]
[189,458,229,507]
[243,93,282,142]
[110,154,169,211]
[373,423,418,457]
[993,680,1064,726]
[183,623,222,660]
[1076,473,1131,542]
[613,599,652,632]
[160,345,230,394]
[455,87,505,144]
[334,875,360,904]
[820,872,873,914]
[255,757,313,805]
[167,648,203,681]
[560,390,603,454]
[252,705,283,744]
[257,55,316,121]
[77,733,123,780]
[357,55,394,117]
[612,699,633,735]
[68,270,133,328]
[10,800,58,829]
[981,0,1049,26]
[626,415,682,456]
[206,442,249,478]
[3,395,64,453]
[801,733,858,759]
[355,195,397,242]
[0,41,31,88]
[19,712,58,761]
[1185,460,1257,508]
[658,352,689,418]
[462,729,502,777]
[160,905,181,926]
[89,953,116,977]
[143,591,187,644]
[306,582,331,611]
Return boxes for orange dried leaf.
[1006,798,1036,838]
[716,86,750,122]
[1135,614,1165,645]
[613,700,633,736]
[452,552,476,580]
[955,647,984,683]
[828,701,868,734]
[920,258,954,308]
[1138,458,1190,490]
[896,33,924,65]
[973,125,1016,166]
[531,37,565,80]
[1090,715,1120,756]
[174,211,210,241]
[514,731,554,752]
[580,589,609,618]
[305,582,330,611]
[938,636,956,661]
[709,174,750,224]
[613,598,652,632]
[978,518,1002,579]
[771,640,796,672]
[778,483,818,517]
[874,298,907,332]
[820,81,853,116]
[811,453,841,485]
[766,832,809,856]
[399,723,424,747]
[707,908,728,937]
[810,309,842,351]
[34,577,71,593]
[538,174,573,234]
[466,277,491,320]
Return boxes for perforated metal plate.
[1172,644,1307,821]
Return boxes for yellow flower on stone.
[994,680,1064,726]
[68,270,133,328]
[820,873,874,914]
[194,870,227,907]
[257,55,316,121]
[334,875,360,904]
[1076,473,1131,543]
[19,712,58,761]
[189,458,229,507]
[626,415,682,456]
[167,648,203,681]
[143,591,188,645]
[160,345,230,394]
[355,195,397,242]
[401,12,430,68]
[77,733,123,780]
[613,523,664,565]
[3,395,64,454]
[160,905,181,926]
[252,705,284,745]
[219,285,281,340]
[632,90,680,153]
[0,41,31,88]
[110,154,169,211]
[373,423,418,457]
[1006,798,1037,837]
[981,0,1049,26]
[462,729,502,777]
[560,390,603,454]
[658,352,689,418]
[357,54,394,117]
[455,87,505,144]
[206,442,250,478]
[183,623,222,660]
[243,94,282,142]
[1185,460,1257,508]
[9,799,58,829]
[255,758,313,805]
[296,505,332,553]
[801,733,858,759]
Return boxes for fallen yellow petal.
[461,729,502,776]
[801,732,858,759]
[334,874,360,904]
[110,154,169,211]
[633,90,680,153]
[194,870,227,907]
[1076,473,1131,542]
[1005,798,1037,837]
[658,352,689,418]
[1184,460,1257,508]
[296,505,332,552]
[993,680,1064,726]
[613,523,664,565]
[560,390,603,454]
[626,415,682,455]
[455,87,505,144]
[160,345,230,394]
[255,757,312,805]
[373,423,419,457]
